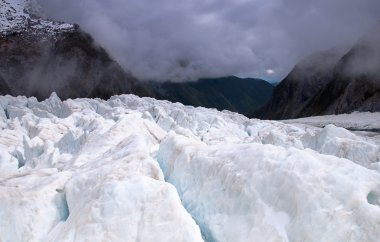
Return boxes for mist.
[36,0,380,82]
[340,22,380,83]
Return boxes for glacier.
[0,93,379,242]
[284,112,380,130]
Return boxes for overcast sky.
[37,0,380,82]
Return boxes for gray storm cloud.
[36,0,380,82]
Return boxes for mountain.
[142,76,274,116]
[253,49,343,119]
[0,0,274,116]
[255,23,380,120]
[0,0,139,100]
[1,94,379,241]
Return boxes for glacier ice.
[284,112,380,130]
[158,133,380,242]
[0,93,379,242]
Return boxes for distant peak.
[0,0,74,37]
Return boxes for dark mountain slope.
[254,50,343,119]
[254,22,380,120]
[142,76,274,116]
[0,74,10,95]
[0,0,138,100]
[0,29,139,100]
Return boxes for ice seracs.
[158,133,380,242]
[0,94,204,242]
[0,93,379,241]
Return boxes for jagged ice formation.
[0,93,379,242]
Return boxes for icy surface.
[0,93,380,241]
[284,112,380,130]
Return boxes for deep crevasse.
[0,93,379,241]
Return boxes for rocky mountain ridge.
[0,0,74,38]
[255,22,380,120]
[0,0,138,100]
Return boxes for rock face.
[255,23,380,120]
[0,0,138,100]
[0,74,10,95]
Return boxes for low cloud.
[37,0,380,82]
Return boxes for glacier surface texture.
[0,93,380,242]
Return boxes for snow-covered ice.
[284,112,380,130]
[0,93,379,241]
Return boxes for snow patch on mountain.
[0,93,379,241]
[0,0,74,37]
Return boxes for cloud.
[36,0,380,82]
